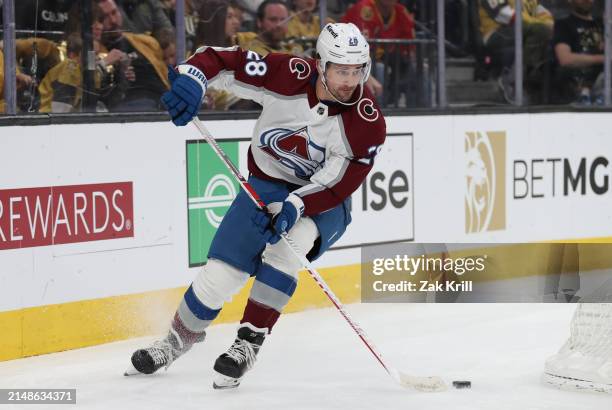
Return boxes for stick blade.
[397,371,447,392]
[123,362,140,377]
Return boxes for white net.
[544,303,612,391]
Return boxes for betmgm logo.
[465,131,506,234]
[188,174,237,228]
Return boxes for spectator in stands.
[13,37,61,111]
[183,0,200,58]
[240,0,303,55]
[234,0,265,31]
[341,0,414,106]
[92,9,106,52]
[287,0,334,39]
[114,0,152,32]
[38,33,84,112]
[130,0,175,41]
[479,0,553,103]
[195,0,242,48]
[128,0,200,58]
[95,0,169,111]
[15,38,61,83]
[341,0,414,41]
[552,0,604,105]
[325,0,348,22]
[36,5,134,113]
[193,0,244,110]
[0,48,34,113]
[91,6,130,111]
[157,28,178,66]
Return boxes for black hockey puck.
[452,381,471,389]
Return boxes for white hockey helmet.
[316,22,371,82]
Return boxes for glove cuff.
[176,64,208,95]
[286,193,305,219]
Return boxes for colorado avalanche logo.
[259,127,325,180]
[289,57,311,80]
[357,98,379,122]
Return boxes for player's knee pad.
[192,258,250,310]
[263,217,319,277]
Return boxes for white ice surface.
[0,303,610,410]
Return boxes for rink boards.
[1,112,611,361]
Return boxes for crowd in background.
[0,0,608,113]
[472,0,606,105]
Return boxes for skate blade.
[213,372,241,390]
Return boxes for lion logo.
[465,132,496,233]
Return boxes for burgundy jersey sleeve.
[293,96,386,216]
[178,46,313,102]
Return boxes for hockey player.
[126,22,386,389]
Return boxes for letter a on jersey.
[259,127,325,180]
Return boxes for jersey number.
[245,51,267,76]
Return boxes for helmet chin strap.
[319,62,365,107]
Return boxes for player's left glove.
[268,194,305,244]
[161,64,208,126]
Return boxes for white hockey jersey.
[179,46,386,216]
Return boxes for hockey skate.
[125,329,204,376]
[213,325,266,389]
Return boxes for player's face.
[258,4,289,43]
[324,63,365,102]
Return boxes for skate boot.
[213,325,266,389]
[125,328,205,376]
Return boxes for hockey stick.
[191,117,446,392]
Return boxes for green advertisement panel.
[186,140,240,267]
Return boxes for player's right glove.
[249,206,275,244]
[267,194,304,245]
[161,65,208,126]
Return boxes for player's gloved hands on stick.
[250,206,275,243]
[161,65,207,126]
[268,194,305,244]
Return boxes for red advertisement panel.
[0,182,134,250]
